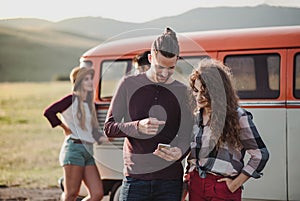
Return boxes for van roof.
[82,26,300,57]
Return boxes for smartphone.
[158,143,171,151]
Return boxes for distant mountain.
[0,18,52,29]
[0,5,300,82]
[145,5,300,32]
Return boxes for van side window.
[294,53,300,98]
[225,54,280,99]
[175,56,209,85]
[100,60,130,99]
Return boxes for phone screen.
[158,143,171,150]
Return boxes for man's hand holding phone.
[153,143,182,161]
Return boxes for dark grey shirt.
[104,73,193,180]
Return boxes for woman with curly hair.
[185,58,269,201]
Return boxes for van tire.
[110,182,122,201]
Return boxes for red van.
[76,26,300,201]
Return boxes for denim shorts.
[119,176,183,201]
[59,137,95,167]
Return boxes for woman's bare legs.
[63,165,84,201]
[82,165,104,201]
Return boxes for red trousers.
[188,170,242,201]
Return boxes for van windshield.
[99,56,209,100]
[100,60,131,100]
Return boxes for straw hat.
[70,67,94,91]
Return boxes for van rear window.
[225,54,280,99]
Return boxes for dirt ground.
[0,187,264,201]
[0,187,61,201]
[0,187,110,201]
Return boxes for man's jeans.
[119,176,183,201]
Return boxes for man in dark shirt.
[104,27,193,201]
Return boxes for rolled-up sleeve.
[43,94,72,128]
[239,109,270,178]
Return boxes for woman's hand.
[217,178,238,193]
[153,146,182,161]
[60,123,72,136]
[98,136,109,144]
[217,173,249,193]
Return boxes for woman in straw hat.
[44,66,105,201]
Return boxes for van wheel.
[110,182,122,201]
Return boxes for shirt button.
[154,97,158,100]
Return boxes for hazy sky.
[1,0,300,23]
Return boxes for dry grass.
[0,82,71,188]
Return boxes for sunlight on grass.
[0,82,71,188]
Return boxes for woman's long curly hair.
[189,58,242,149]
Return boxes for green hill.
[0,25,102,82]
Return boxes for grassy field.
[0,82,71,188]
